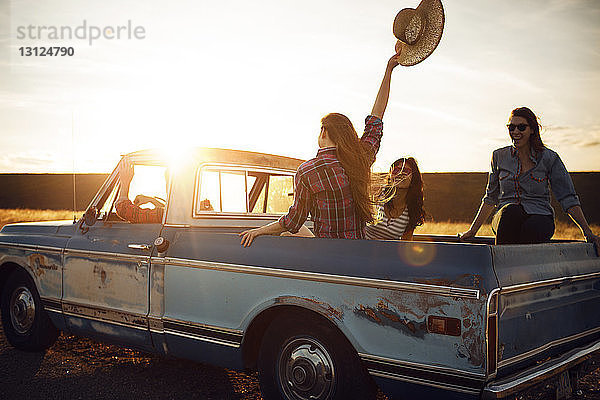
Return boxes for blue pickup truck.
[1,148,598,400]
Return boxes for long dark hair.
[510,107,545,153]
[380,157,425,230]
[321,113,374,224]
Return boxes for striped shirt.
[365,206,409,240]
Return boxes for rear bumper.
[482,339,600,399]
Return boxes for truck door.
[63,163,167,351]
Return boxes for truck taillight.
[487,291,499,376]
[427,316,461,336]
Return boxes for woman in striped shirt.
[366,157,426,240]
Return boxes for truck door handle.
[128,243,152,250]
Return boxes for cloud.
[429,59,543,93]
[0,149,118,173]
[544,125,600,148]
[0,152,58,172]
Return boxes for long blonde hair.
[321,113,375,224]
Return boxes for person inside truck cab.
[366,157,426,241]
[240,50,404,247]
[460,107,600,252]
[115,157,166,224]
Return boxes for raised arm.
[371,50,403,119]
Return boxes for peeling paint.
[274,296,344,320]
[384,292,450,321]
[149,263,165,318]
[414,273,484,291]
[455,343,468,359]
[28,253,59,276]
[459,300,485,367]
[354,302,427,339]
[369,291,485,367]
[63,303,147,327]
[64,255,148,315]
[461,325,484,367]
[93,264,111,288]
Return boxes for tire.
[0,269,59,351]
[257,314,376,400]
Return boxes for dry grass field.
[1,208,598,241]
[415,219,600,241]
[0,209,81,227]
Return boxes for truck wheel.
[0,269,59,351]
[257,315,376,400]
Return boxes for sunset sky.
[1,0,599,173]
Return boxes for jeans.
[492,203,555,245]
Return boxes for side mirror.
[84,207,98,226]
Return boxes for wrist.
[259,224,273,235]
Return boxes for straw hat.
[393,0,445,66]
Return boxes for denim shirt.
[482,146,580,216]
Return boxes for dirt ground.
[1,324,599,400]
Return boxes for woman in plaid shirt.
[240,51,403,247]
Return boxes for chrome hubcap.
[10,286,36,334]
[278,337,335,400]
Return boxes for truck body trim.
[153,257,481,299]
[64,249,150,263]
[498,326,600,368]
[359,353,486,379]
[484,339,600,399]
[163,318,243,347]
[0,242,63,254]
[501,271,600,294]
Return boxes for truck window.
[197,168,247,213]
[248,173,267,213]
[96,164,168,222]
[195,167,294,216]
[220,171,246,212]
[266,175,294,214]
[128,165,168,205]
[198,169,220,212]
[97,182,119,220]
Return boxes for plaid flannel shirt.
[115,199,163,224]
[279,115,383,239]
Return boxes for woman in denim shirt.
[460,107,599,250]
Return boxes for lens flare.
[398,242,436,267]
[159,145,192,173]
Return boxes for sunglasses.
[507,123,529,132]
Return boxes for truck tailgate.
[491,242,600,377]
